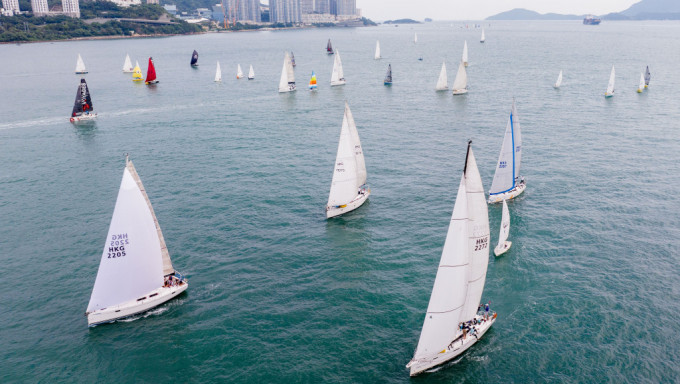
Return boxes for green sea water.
[1,21,680,383]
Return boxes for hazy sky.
[357,0,641,21]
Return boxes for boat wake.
[0,116,65,131]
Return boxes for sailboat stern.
[326,189,370,219]
[494,241,512,256]
[488,181,526,204]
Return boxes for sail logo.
[499,161,507,168]
[108,233,129,258]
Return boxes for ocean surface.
[1,20,679,383]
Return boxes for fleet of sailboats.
[190,50,199,67]
[122,54,133,73]
[278,52,296,93]
[452,61,468,95]
[145,57,159,85]
[554,70,563,88]
[494,199,512,256]
[375,40,381,60]
[435,62,448,91]
[75,54,87,74]
[70,78,96,122]
[330,50,346,86]
[604,65,615,97]
[488,100,525,203]
[214,61,222,82]
[236,64,244,79]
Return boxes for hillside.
[486,8,582,20]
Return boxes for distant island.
[384,18,421,24]
[487,0,680,21]
[486,9,582,20]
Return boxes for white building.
[2,0,20,13]
[108,0,141,7]
[61,0,80,17]
[31,0,49,16]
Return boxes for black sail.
[191,50,199,66]
[72,78,93,117]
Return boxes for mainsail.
[75,54,87,74]
[489,100,522,196]
[190,50,199,66]
[237,64,244,79]
[637,73,645,93]
[375,40,381,60]
[644,66,650,87]
[327,105,359,208]
[327,39,334,54]
[330,50,346,86]
[496,199,510,251]
[122,54,133,73]
[452,61,468,94]
[384,64,392,84]
[605,65,615,96]
[480,29,485,43]
[248,65,255,80]
[132,61,143,82]
[462,41,469,66]
[309,71,317,90]
[145,57,158,84]
[215,61,222,82]
[555,70,563,88]
[71,78,93,117]
[278,52,296,92]
[435,61,448,91]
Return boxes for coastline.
[0,31,206,45]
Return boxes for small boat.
[435,61,448,91]
[278,52,296,93]
[326,103,369,219]
[554,70,563,88]
[493,199,511,256]
[309,71,317,91]
[214,61,222,82]
[488,99,525,203]
[122,54,133,73]
[462,41,469,67]
[327,39,334,55]
[132,61,143,82]
[145,57,159,85]
[644,66,650,88]
[236,64,244,79]
[384,64,392,85]
[583,15,601,25]
[330,49,346,86]
[85,156,188,327]
[248,65,255,80]
[418,57,423,61]
[604,65,615,97]
[637,72,645,93]
[480,28,485,43]
[452,61,468,95]
[414,33,418,44]
[190,50,199,67]
[406,140,496,376]
[291,52,296,67]
[375,40,381,60]
[70,78,97,122]
[75,54,87,74]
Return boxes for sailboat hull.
[494,241,512,256]
[452,89,468,95]
[488,182,526,204]
[331,80,346,86]
[70,113,97,123]
[326,190,370,219]
[408,314,496,376]
[87,281,188,326]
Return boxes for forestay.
[489,100,522,195]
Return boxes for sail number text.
[108,233,129,258]
[474,236,489,251]
[499,161,507,168]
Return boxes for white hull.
[488,182,525,204]
[279,84,296,93]
[331,80,346,86]
[123,69,133,73]
[70,113,97,123]
[494,241,511,256]
[408,314,496,376]
[452,89,468,95]
[326,190,370,219]
[87,281,187,326]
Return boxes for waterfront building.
[61,0,80,17]
[2,0,20,14]
[335,0,355,17]
[270,0,301,24]
[31,0,48,16]
[107,0,141,6]
[214,0,261,24]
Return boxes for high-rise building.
[61,0,79,17]
[270,0,301,23]
[300,0,313,14]
[2,0,20,13]
[31,0,48,15]
[216,0,261,24]
[315,0,329,14]
[147,0,159,4]
[335,0,355,16]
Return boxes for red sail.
[145,57,157,83]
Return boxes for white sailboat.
[330,49,346,86]
[326,103,369,219]
[554,70,563,88]
[86,156,188,327]
[493,199,511,256]
[488,99,525,203]
[236,64,244,79]
[480,29,485,43]
[462,41,469,67]
[605,65,615,97]
[75,54,88,74]
[435,61,448,91]
[375,40,381,60]
[414,33,418,44]
[278,52,296,93]
[122,54,133,73]
[407,141,496,376]
[214,61,222,82]
[637,72,645,93]
[452,61,468,95]
[248,65,255,80]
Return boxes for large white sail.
[489,100,522,196]
[75,54,87,74]
[435,61,448,91]
[86,160,166,313]
[123,54,133,73]
[480,29,485,43]
[279,52,295,92]
[452,61,468,94]
[331,50,346,86]
[327,109,358,207]
[637,72,644,93]
[414,33,418,43]
[497,199,510,248]
[554,70,562,88]
[248,65,255,80]
[215,61,222,82]
[344,103,366,186]
[462,41,469,66]
[236,64,244,79]
[375,40,381,60]
[605,65,615,96]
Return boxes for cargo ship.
[583,15,601,25]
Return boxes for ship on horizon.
[583,15,601,25]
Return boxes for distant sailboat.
[70,78,97,122]
[145,57,159,85]
[493,199,511,256]
[462,41,469,67]
[132,60,143,82]
[214,61,222,82]
[406,140,496,376]
[236,64,244,79]
[554,70,563,88]
[452,61,468,95]
[480,28,485,43]
[190,50,199,67]
[644,66,650,88]
[637,72,645,93]
[122,54,133,73]
[375,40,381,60]
[326,103,369,218]
[435,61,448,91]
[330,50,346,86]
[85,156,188,327]
[384,64,392,85]
[327,39,334,54]
[604,65,615,97]
[291,52,296,67]
[278,52,296,93]
[488,99,525,203]
[309,71,317,91]
[75,54,87,74]
[248,65,255,80]
[414,32,418,44]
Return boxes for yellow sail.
[132,63,143,82]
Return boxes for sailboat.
[488,99,525,203]
[248,65,255,80]
[327,39,334,54]
[309,71,317,91]
[70,78,97,122]
[278,52,296,93]
[75,54,87,74]
[462,41,469,67]
[554,70,563,88]
[604,65,615,97]
[384,64,392,85]
[190,50,199,67]
[414,33,418,44]
[406,140,496,376]
[132,61,143,82]
[451,61,468,95]
[493,199,511,256]
[435,61,448,91]
[236,64,244,79]
[480,29,485,43]
[330,50,346,86]
[375,40,381,60]
[644,66,650,88]
[214,61,222,82]
[326,103,369,219]
[145,57,159,85]
[291,52,296,67]
[637,72,645,93]
[86,156,188,326]
[122,54,133,73]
